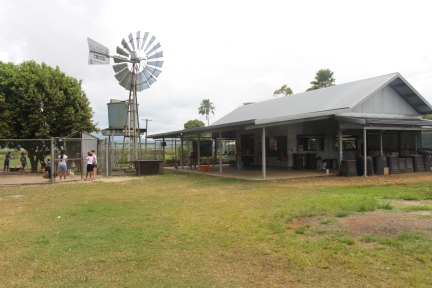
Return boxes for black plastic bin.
[417,150,432,171]
[357,156,374,176]
[373,156,387,175]
[305,153,317,169]
[292,153,304,170]
[387,156,400,174]
[339,160,357,177]
[407,155,424,172]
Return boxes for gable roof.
[62,131,100,140]
[212,73,432,126]
[148,73,432,139]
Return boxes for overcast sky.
[1,0,432,136]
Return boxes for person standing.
[3,151,12,172]
[57,150,68,181]
[91,150,98,180]
[45,158,52,179]
[20,152,27,172]
[83,151,94,180]
[39,152,46,172]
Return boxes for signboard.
[87,37,110,65]
[88,51,110,65]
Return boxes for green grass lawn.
[1,172,432,287]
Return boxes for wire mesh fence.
[1,136,234,185]
[0,137,105,186]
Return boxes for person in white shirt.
[57,150,68,181]
[91,149,98,180]
[83,151,94,180]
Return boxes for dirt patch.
[290,208,432,238]
[0,171,138,186]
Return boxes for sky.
[1,0,432,137]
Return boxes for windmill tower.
[88,32,164,161]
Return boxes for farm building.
[148,73,432,178]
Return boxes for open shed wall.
[235,119,340,167]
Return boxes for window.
[263,136,287,156]
[297,136,324,151]
[335,136,357,150]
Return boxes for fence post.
[105,138,109,177]
[50,137,55,184]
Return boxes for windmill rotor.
[113,31,164,92]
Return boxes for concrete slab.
[165,164,339,180]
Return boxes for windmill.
[87,32,164,161]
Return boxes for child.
[20,152,27,172]
[3,151,12,172]
[45,158,52,178]
[83,151,94,180]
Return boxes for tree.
[184,119,205,129]
[306,69,336,91]
[273,84,293,97]
[243,102,255,105]
[0,60,98,172]
[182,119,207,152]
[198,99,215,126]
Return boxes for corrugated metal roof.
[212,73,432,126]
[148,73,432,139]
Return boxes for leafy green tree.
[184,119,205,129]
[184,119,208,138]
[198,99,215,126]
[243,102,255,105]
[182,119,206,153]
[306,69,336,91]
[0,60,98,172]
[273,84,293,97]
[422,114,432,120]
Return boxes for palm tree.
[198,99,215,126]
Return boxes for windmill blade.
[140,32,149,50]
[145,66,162,78]
[128,33,135,50]
[146,42,161,55]
[147,60,164,68]
[116,46,129,57]
[144,36,156,52]
[148,51,163,60]
[138,72,150,90]
[136,73,147,91]
[114,67,129,82]
[113,56,129,63]
[119,71,133,90]
[142,69,152,80]
[136,31,141,49]
[147,75,157,86]
[137,72,146,85]
[113,63,128,73]
[141,81,150,90]
[121,38,132,53]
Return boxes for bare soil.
[289,207,432,238]
[0,170,137,186]
[286,173,432,237]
